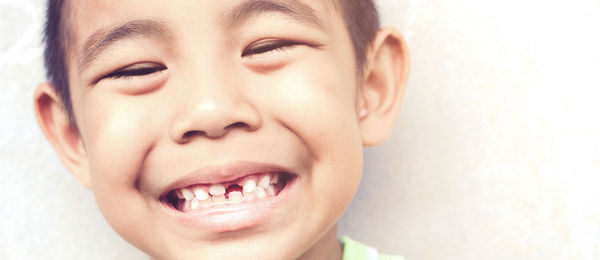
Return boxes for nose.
[169,83,262,143]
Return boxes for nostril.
[180,122,251,141]
[225,122,250,131]
[182,130,206,140]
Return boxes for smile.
[158,162,299,233]
[166,172,292,211]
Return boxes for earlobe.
[34,83,91,189]
[358,28,410,146]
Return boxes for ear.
[34,83,91,189]
[358,27,410,146]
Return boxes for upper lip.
[159,161,295,198]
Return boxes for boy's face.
[64,0,364,259]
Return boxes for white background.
[1,0,599,259]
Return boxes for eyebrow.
[77,1,321,71]
[77,19,170,71]
[225,0,323,30]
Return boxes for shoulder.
[340,236,405,260]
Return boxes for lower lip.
[161,177,297,233]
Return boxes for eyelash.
[98,40,299,82]
[104,65,166,80]
[242,40,300,57]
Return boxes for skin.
[34,0,409,259]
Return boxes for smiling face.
[35,0,409,259]
[68,0,361,258]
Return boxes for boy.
[33,0,409,259]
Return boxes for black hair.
[337,0,380,73]
[44,0,73,121]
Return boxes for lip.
[158,161,298,233]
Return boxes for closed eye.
[94,62,167,84]
[242,39,301,57]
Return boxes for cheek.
[291,53,359,149]
[80,93,163,190]
[76,93,167,242]
[257,52,364,213]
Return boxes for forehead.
[65,0,341,54]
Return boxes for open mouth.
[164,172,293,212]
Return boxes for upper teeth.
[209,184,226,196]
[258,175,270,188]
[193,187,209,201]
[173,173,284,211]
[175,190,185,199]
[181,188,194,201]
[243,179,256,193]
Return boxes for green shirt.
[341,237,404,260]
